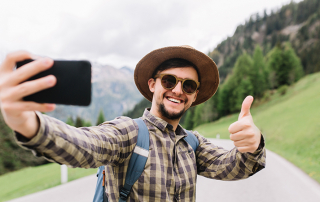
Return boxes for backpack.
[93,118,199,202]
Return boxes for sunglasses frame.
[154,73,200,95]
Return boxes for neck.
[149,107,181,131]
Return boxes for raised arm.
[196,96,265,180]
[0,51,139,168]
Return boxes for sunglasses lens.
[183,80,197,94]
[159,74,198,94]
[161,75,177,89]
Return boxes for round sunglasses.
[154,74,200,94]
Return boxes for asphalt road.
[8,139,320,202]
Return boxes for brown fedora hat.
[134,45,219,106]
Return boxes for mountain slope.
[210,0,320,80]
[47,63,142,124]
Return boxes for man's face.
[148,67,199,122]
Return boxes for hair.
[152,58,200,82]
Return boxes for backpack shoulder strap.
[93,166,107,202]
[184,130,199,153]
[93,118,150,202]
[119,118,149,202]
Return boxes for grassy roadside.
[0,163,97,202]
[195,72,320,183]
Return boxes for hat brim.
[134,46,219,106]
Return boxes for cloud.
[40,1,192,63]
[0,0,303,67]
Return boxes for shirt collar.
[142,108,187,136]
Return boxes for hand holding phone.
[0,52,59,138]
[16,59,92,106]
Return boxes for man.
[0,46,265,201]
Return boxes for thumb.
[238,95,253,120]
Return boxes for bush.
[262,90,271,101]
[278,85,289,95]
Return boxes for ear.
[148,78,156,93]
[192,90,199,102]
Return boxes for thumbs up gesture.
[228,96,261,153]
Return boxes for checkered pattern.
[16,109,266,202]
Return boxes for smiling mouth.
[167,97,182,104]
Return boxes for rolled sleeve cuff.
[14,111,50,157]
[243,134,266,174]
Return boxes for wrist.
[14,111,40,139]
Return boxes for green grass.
[0,163,97,202]
[195,72,320,183]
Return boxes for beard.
[159,103,186,120]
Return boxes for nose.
[171,81,183,95]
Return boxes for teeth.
[168,98,181,103]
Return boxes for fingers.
[230,130,256,143]
[0,52,55,103]
[238,95,253,120]
[228,117,252,134]
[2,101,56,113]
[0,51,56,136]
[231,130,259,153]
[0,51,32,74]
[11,58,54,86]
[229,115,261,153]
[233,139,260,153]
[229,125,261,153]
[2,75,56,101]
[229,131,246,142]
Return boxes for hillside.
[194,72,320,183]
[211,0,320,80]
[0,113,48,175]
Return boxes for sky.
[0,0,303,69]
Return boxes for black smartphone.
[16,59,92,106]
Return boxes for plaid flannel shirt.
[16,109,266,202]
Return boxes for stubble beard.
[159,103,186,120]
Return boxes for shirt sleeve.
[194,131,266,180]
[14,112,138,168]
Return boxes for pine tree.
[230,53,254,111]
[267,45,283,89]
[203,89,219,122]
[267,43,304,88]
[66,116,74,126]
[96,109,105,125]
[283,43,304,83]
[183,107,195,130]
[252,45,268,98]
[192,103,205,128]
[217,79,232,116]
[75,116,83,127]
